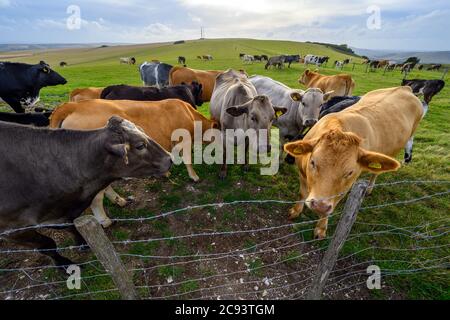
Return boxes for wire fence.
[0,179,449,300]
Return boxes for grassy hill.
[0,39,448,300]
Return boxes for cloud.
[0,0,10,8]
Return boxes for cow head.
[284,128,400,215]
[105,116,172,178]
[299,69,315,86]
[226,95,287,153]
[290,88,334,128]
[36,61,67,87]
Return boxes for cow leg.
[182,142,200,182]
[289,176,307,219]
[104,185,128,207]
[8,230,75,268]
[90,190,113,228]
[367,175,378,195]
[314,213,329,239]
[2,97,25,113]
[404,137,414,164]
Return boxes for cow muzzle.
[308,198,333,215]
[303,119,318,128]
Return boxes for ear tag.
[276,111,283,117]
[368,162,382,169]
[293,147,303,154]
[292,95,299,102]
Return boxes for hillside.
[0,38,360,67]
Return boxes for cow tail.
[48,103,76,128]
[169,66,182,86]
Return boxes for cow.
[169,66,223,102]
[401,79,445,104]
[69,87,104,102]
[178,56,186,65]
[265,55,286,70]
[261,55,269,62]
[0,117,172,267]
[101,82,203,109]
[0,61,67,113]
[242,54,255,64]
[427,64,442,71]
[284,55,301,68]
[254,55,262,62]
[210,70,287,179]
[284,86,426,239]
[0,111,52,127]
[249,75,334,145]
[299,70,355,98]
[139,62,173,88]
[377,60,389,69]
[120,57,136,65]
[59,62,68,67]
[401,62,414,75]
[304,55,329,67]
[319,96,361,118]
[50,99,218,227]
[239,53,246,58]
[202,55,213,61]
[334,61,344,69]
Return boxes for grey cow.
[140,62,173,88]
[0,117,172,267]
[210,69,287,179]
[250,75,334,146]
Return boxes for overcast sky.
[0,0,449,51]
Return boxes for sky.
[0,0,449,51]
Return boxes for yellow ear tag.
[368,162,382,169]
[276,111,283,117]
[292,95,299,102]
[293,147,304,154]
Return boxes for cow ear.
[274,106,288,118]
[226,106,249,117]
[284,139,318,157]
[290,92,303,102]
[323,91,335,101]
[107,116,125,133]
[358,148,401,174]
[106,143,129,165]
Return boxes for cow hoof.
[190,175,200,183]
[288,207,300,220]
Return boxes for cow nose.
[304,119,318,127]
[310,199,333,214]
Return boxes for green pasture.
[0,38,448,300]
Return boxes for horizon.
[0,1,449,51]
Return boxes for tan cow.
[69,87,104,102]
[50,99,217,227]
[299,70,355,97]
[169,66,223,102]
[284,86,425,239]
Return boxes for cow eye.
[136,143,146,151]
[310,159,316,169]
[42,68,50,73]
[344,170,354,179]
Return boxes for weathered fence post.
[307,180,369,300]
[74,215,139,300]
[441,68,449,80]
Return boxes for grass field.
[0,38,449,300]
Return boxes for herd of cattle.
[0,53,446,267]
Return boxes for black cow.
[101,82,203,109]
[139,62,173,88]
[0,111,52,127]
[261,55,269,62]
[284,55,301,68]
[0,117,172,267]
[0,61,67,113]
[319,96,361,118]
[60,62,68,67]
[178,56,186,65]
[402,79,445,104]
[284,96,360,165]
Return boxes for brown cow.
[299,70,355,98]
[50,99,217,227]
[69,87,104,102]
[169,66,223,102]
[284,87,425,239]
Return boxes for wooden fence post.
[441,68,449,80]
[74,215,139,300]
[307,180,369,300]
